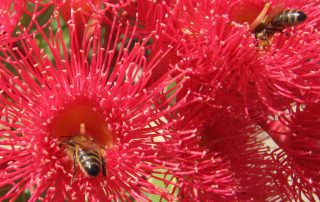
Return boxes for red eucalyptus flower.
[158,102,237,201]
[249,0,320,112]
[1,0,320,201]
[158,2,320,199]
[264,104,320,201]
[158,0,320,116]
[200,107,282,201]
[140,0,320,200]
[0,8,203,200]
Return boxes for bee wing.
[264,3,285,25]
[102,158,107,177]
[250,3,284,30]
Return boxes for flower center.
[49,100,113,147]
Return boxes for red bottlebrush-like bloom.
[1,0,320,201]
[158,0,320,200]
[264,104,320,201]
[0,8,205,201]
[156,0,261,114]
[250,0,320,113]
[160,0,320,116]
[156,102,237,201]
[198,105,282,201]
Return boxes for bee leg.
[264,36,270,46]
[284,31,290,37]
[102,158,107,177]
[71,149,77,183]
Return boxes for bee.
[252,3,307,46]
[60,123,107,181]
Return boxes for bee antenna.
[57,136,66,142]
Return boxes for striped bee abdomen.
[78,149,102,177]
[271,10,307,28]
[252,6,307,48]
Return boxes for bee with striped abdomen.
[60,123,106,181]
[251,3,307,46]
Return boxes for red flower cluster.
[0,0,319,201]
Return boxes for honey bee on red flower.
[59,123,107,181]
[0,2,205,201]
[251,3,307,47]
[0,0,320,201]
